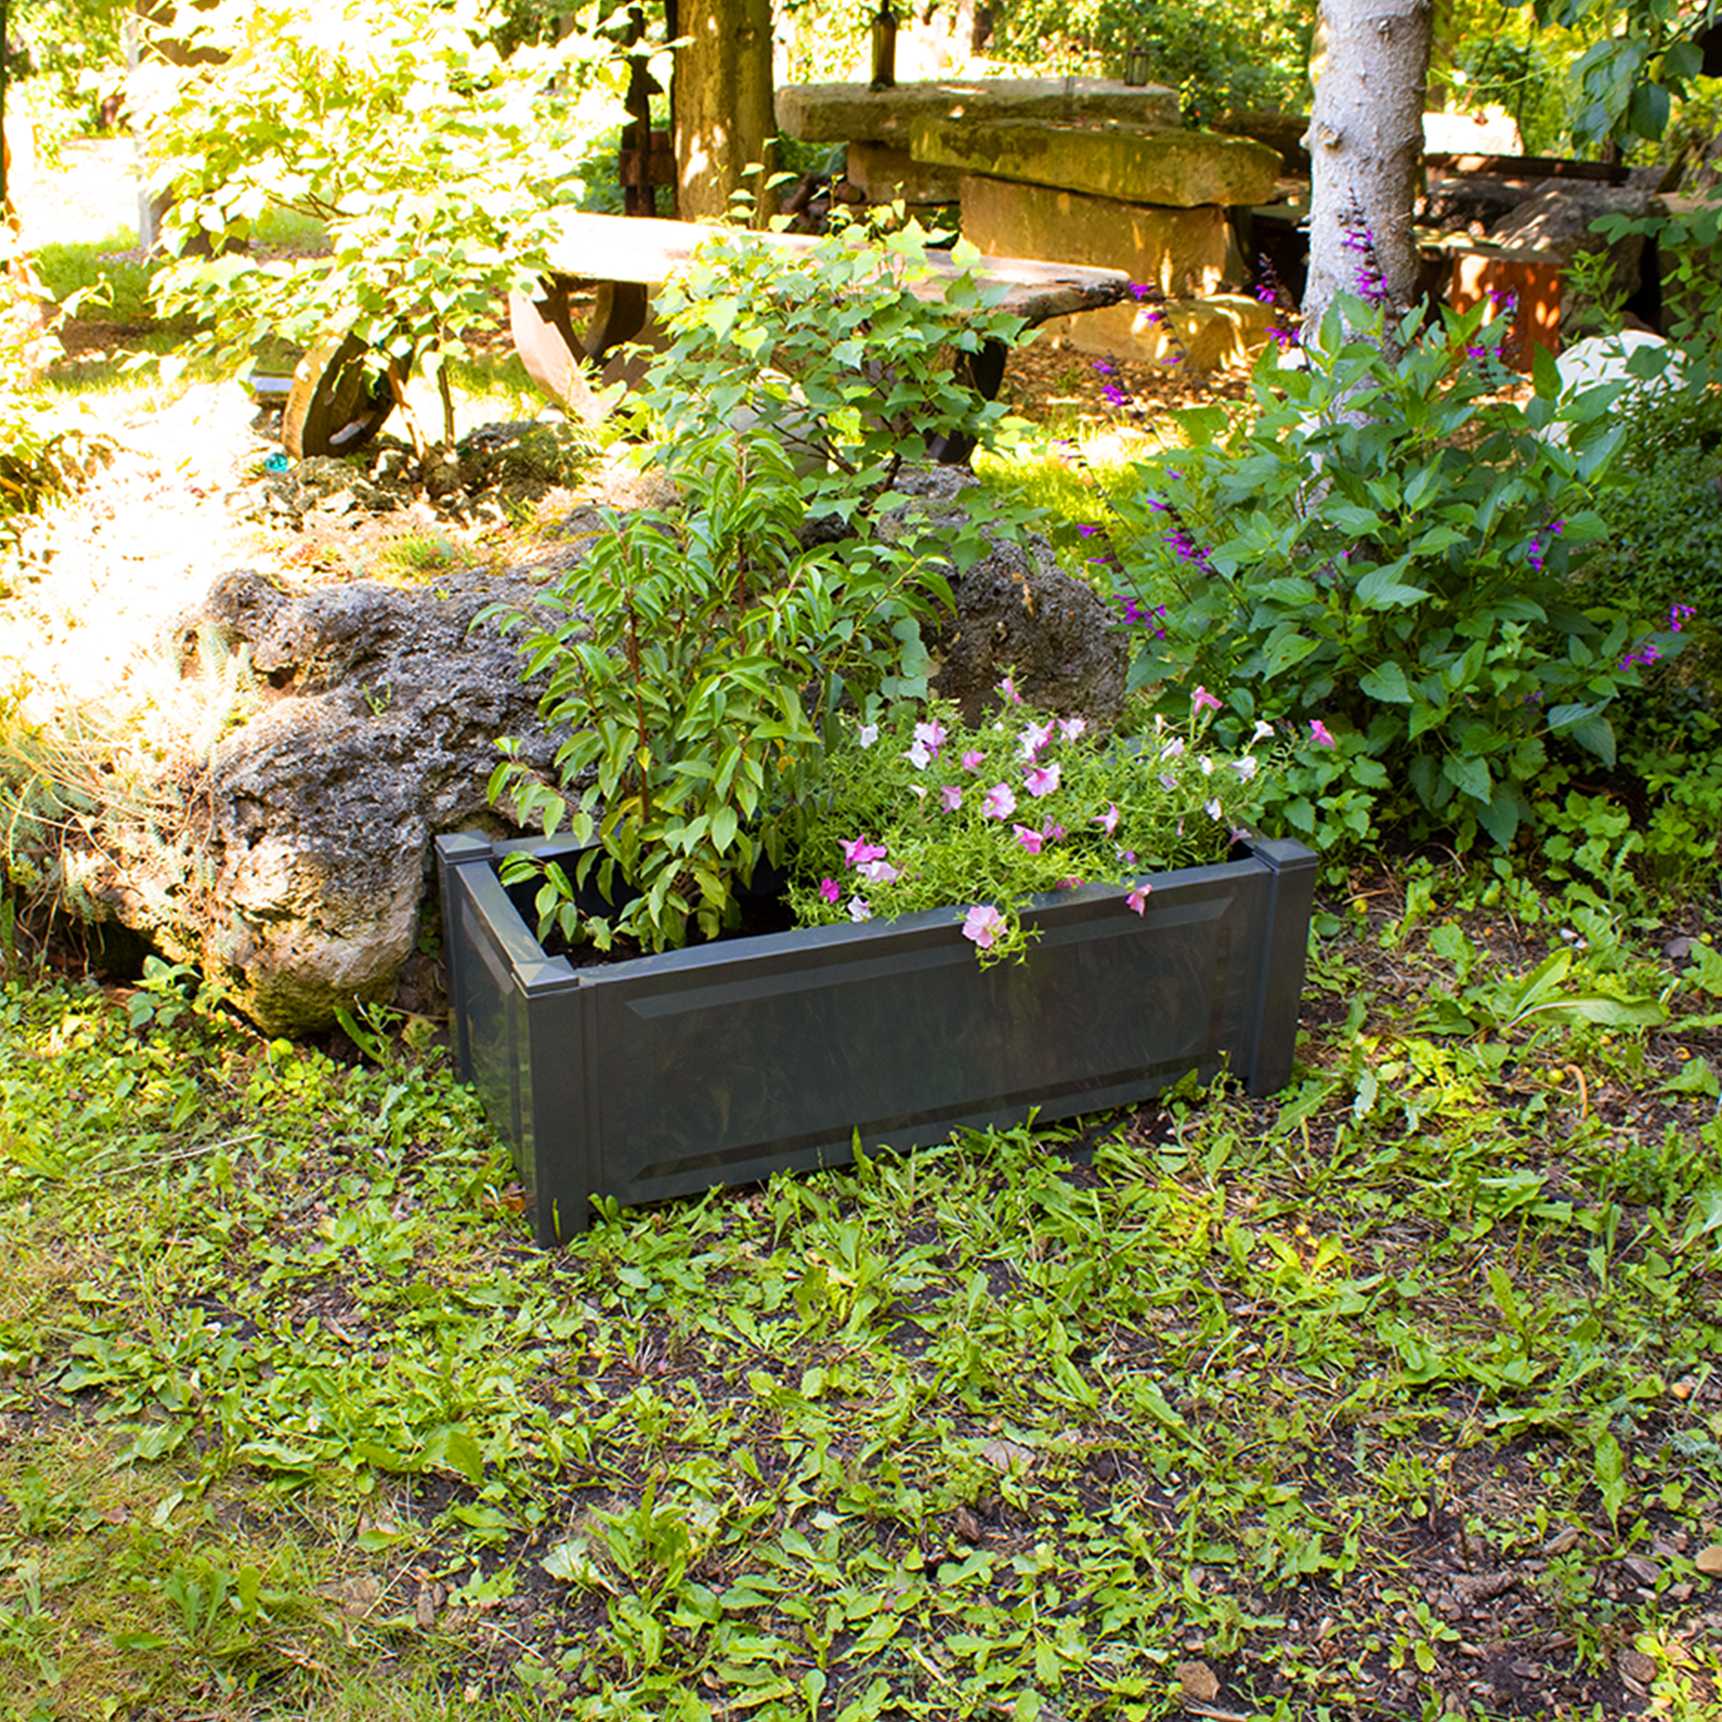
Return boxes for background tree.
[137,0,627,458]
[1302,0,1433,329]
[673,0,774,220]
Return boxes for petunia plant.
[789,689,1275,962]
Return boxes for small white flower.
[857,723,879,749]
[1058,716,1087,742]
[1232,755,1259,781]
[1205,798,1223,821]
[1251,720,1275,744]
[1160,737,1185,761]
[904,740,932,769]
[848,895,872,922]
[1200,754,1215,776]
[907,783,928,800]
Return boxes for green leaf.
[1568,715,1617,768]
[1442,753,1492,805]
[1354,564,1430,609]
[1476,786,1520,848]
[1358,662,1412,704]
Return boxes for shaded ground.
[1,872,1719,1719]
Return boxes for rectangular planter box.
[437,832,1317,1245]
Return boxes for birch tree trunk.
[1302,0,1432,332]
[674,0,774,222]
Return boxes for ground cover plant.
[3,868,1722,1718]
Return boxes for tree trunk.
[673,0,774,222]
[1302,0,1432,333]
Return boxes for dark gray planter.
[436,832,1317,1244]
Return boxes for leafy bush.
[789,694,1268,962]
[138,0,627,454]
[976,0,1313,124]
[1585,390,1722,684]
[641,215,1028,548]
[1099,294,1682,851]
[0,238,105,545]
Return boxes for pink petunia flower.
[841,837,888,869]
[982,783,1017,820]
[1018,721,1054,760]
[1126,885,1150,916]
[962,903,1006,948]
[1058,716,1088,742]
[1041,820,1066,842]
[913,719,947,760]
[1023,762,1062,798]
[940,785,963,812]
[998,676,1022,705]
[961,749,986,773]
[818,877,840,904]
[1160,736,1185,761]
[1192,686,1223,715]
[1094,802,1120,835]
[1309,718,1337,748]
[860,858,901,883]
[1013,823,1045,854]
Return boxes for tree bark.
[1302,0,1432,333]
[673,0,774,222]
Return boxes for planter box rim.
[437,829,1312,986]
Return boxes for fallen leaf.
[1696,1544,1722,1577]
[1177,1659,1220,1703]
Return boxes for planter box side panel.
[582,867,1271,1210]
[442,857,541,1202]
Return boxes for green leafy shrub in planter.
[790,692,1271,961]
[487,224,1038,954]
[1099,293,1683,850]
[486,428,949,954]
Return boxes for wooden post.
[672,0,774,222]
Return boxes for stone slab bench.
[899,119,1282,371]
[777,77,1182,209]
[282,212,1130,462]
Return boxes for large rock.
[927,533,1128,726]
[95,568,557,1034]
[914,118,1281,208]
[777,78,1179,148]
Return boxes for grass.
[1,865,1720,1719]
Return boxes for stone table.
[776,77,1180,207]
[910,116,1283,370]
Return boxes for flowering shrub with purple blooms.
[787,694,1273,961]
[1092,291,1687,850]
